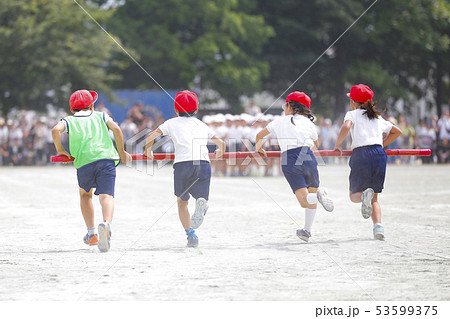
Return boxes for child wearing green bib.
[52,90,132,252]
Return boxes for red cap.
[174,90,198,113]
[286,91,311,108]
[347,84,374,103]
[69,90,98,110]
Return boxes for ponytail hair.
[357,100,384,120]
[288,101,315,125]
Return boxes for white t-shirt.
[266,114,318,152]
[437,117,450,140]
[158,117,216,164]
[344,109,393,149]
[60,110,112,133]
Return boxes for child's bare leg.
[294,188,317,209]
[371,194,381,224]
[350,191,363,203]
[177,197,190,229]
[79,188,94,228]
[99,194,114,223]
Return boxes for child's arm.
[383,125,402,148]
[107,120,132,163]
[334,120,352,154]
[51,122,71,158]
[312,140,319,151]
[144,129,163,159]
[255,128,270,157]
[211,135,226,158]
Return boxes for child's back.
[158,116,215,164]
[63,110,119,168]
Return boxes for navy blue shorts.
[281,147,320,193]
[207,144,216,153]
[349,145,387,193]
[173,160,211,201]
[77,159,116,196]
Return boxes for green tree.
[256,0,367,115]
[107,0,274,111]
[0,0,123,114]
[352,0,450,116]
[257,0,449,117]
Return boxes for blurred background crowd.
[1,101,449,175]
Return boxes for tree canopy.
[0,0,448,116]
[257,0,449,116]
[107,0,274,110]
[0,0,123,114]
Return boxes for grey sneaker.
[317,187,334,212]
[187,234,199,247]
[191,198,208,229]
[373,224,385,240]
[361,188,375,219]
[296,229,311,242]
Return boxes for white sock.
[373,223,382,228]
[304,208,316,232]
[306,193,318,205]
[87,227,96,235]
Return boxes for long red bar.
[51,149,431,163]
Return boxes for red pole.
[50,149,431,163]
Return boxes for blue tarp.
[97,90,178,124]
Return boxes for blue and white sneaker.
[296,229,311,242]
[191,198,208,229]
[185,228,199,248]
[98,222,111,252]
[361,188,375,219]
[373,224,385,240]
[317,187,334,212]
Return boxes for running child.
[144,90,226,247]
[255,91,334,242]
[51,89,132,252]
[334,84,402,240]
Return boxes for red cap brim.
[89,91,98,104]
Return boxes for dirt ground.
[0,164,449,300]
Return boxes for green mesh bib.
[64,111,119,169]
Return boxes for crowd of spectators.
[1,102,449,170]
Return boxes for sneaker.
[185,228,199,247]
[187,234,199,247]
[191,198,208,229]
[373,224,385,241]
[296,229,311,242]
[361,188,375,219]
[317,187,334,212]
[98,222,111,252]
[83,233,98,246]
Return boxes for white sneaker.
[98,222,111,253]
[191,198,208,229]
[361,188,375,219]
[373,224,385,240]
[317,187,334,212]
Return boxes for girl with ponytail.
[334,84,402,240]
[255,91,334,242]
